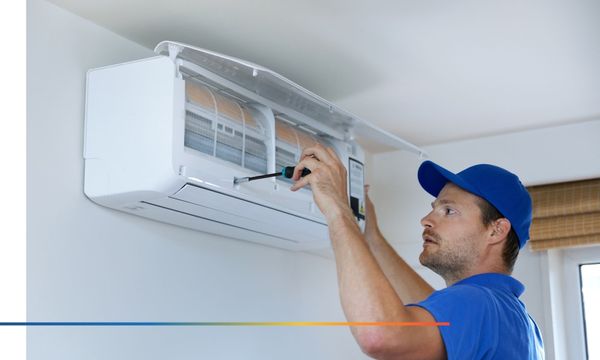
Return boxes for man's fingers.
[364,185,376,214]
[324,146,347,176]
[290,176,310,191]
[325,146,338,161]
[292,157,320,180]
[300,144,336,166]
[290,144,346,193]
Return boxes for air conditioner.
[84,41,425,251]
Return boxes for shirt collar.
[453,273,525,297]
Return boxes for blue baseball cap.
[417,160,532,249]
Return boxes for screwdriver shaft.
[233,166,311,185]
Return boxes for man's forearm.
[365,229,435,304]
[327,209,409,322]
[328,210,446,359]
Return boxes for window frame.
[562,246,600,359]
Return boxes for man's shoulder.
[416,282,495,320]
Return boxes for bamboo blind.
[528,178,600,251]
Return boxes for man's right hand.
[289,144,355,224]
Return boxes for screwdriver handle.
[282,166,311,179]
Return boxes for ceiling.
[48,0,600,146]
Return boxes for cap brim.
[418,161,480,198]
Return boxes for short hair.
[476,198,520,273]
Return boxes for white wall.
[369,119,600,360]
[26,1,368,358]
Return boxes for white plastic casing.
[84,42,424,251]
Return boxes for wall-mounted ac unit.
[84,41,425,251]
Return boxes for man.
[290,144,544,360]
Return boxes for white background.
[0,1,26,360]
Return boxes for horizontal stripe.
[0,322,449,327]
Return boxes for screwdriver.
[233,166,311,184]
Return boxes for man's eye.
[444,208,456,215]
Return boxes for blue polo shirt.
[408,273,544,359]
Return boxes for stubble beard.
[419,231,475,284]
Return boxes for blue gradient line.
[0,322,184,326]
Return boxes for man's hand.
[289,144,353,222]
[364,185,382,242]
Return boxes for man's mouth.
[423,238,437,245]
[422,231,439,245]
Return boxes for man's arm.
[290,145,445,360]
[363,189,435,304]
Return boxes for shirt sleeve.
[407,285,496,360]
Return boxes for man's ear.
[489,218,511,245]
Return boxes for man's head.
[417,161,531,281]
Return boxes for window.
[559,246,600,360]
[580,263,600,359]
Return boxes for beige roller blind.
[528,179,600,251]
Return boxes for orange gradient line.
[233,322,451,327]
[0,321,450,327]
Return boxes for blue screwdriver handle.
[282,166,311,179]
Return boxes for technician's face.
[419,183,488,279]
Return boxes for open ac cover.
[84,41,425,251]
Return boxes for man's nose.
[421,211,434,228]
